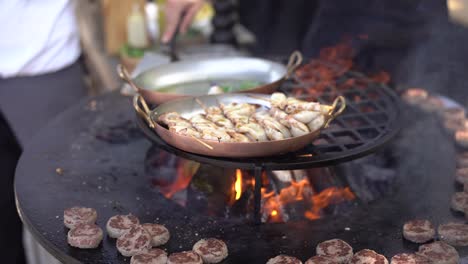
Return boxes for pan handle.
[117,64,140,92]
[324,96,346,128]
[133,94,156,128]
[285,51,303,79]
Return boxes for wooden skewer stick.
[190,135,214,150]
[195,98,209,112]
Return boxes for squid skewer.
[158,112,202,138]
[220,102,268,141]
[253,111,291,140]
[269,107,310,137]
[195,99,235,129]
[189,114,232,142]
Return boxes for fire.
[305,187,355,220]
[261,177,355,222]
[234,169,242,200]
[156,160,200,199]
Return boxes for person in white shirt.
[0,1,86,263]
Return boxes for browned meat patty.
[402,219,435,243]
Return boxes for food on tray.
[157,93,329,143]
[455,130,468,148]
[266,254,303,264]
[316,239,353,263]
[438,222,468,246]
[450,192,468,212]
[141,223,170,247]
[401,88,428,106]
[106,214,140,238]
[402,219,435,243]
[455,168,468,184]
[350,249,388,264]
[390,253,430,264]
[192,238,228,264]
[305,255,336,264]
[167,251,203,264]
[63,206,97,229]
[130,248,168,264]
[116,225,152,257]
[67,223,103,249]
[417,241,459,264]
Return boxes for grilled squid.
[290,110,322,124]
[236,122,268,142]
[286,116,310,137]
[158,112,202,138]
[227,131,251,143]
[190,114,232,142]
[204,106,235,129]
[269,107,290,128]
[253,111,291,140]
[308,115,325,132]
[270,92,287,109]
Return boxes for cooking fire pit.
[12,39,468,264]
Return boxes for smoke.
[393,7,468,107]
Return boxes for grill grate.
[136,71,401,170]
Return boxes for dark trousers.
[0,61,87,264]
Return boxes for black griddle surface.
[15,92,468,263]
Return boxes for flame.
[157,160,200,199]
[261,177,355,222]
[234,169,242,200]
[305,186,355,220]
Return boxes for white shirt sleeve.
[0,0,81,77]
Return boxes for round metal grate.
[136,72,401,170]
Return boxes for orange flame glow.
[235,169,242,200]
[158,161,199,199]
[261,177,355,222]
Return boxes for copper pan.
[119,51,303,105]
[133,93,346,158]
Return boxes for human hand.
[162,0,206,43]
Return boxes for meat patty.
[141,223,170,247]
[316,239,353,263]
[305,255,336,264]
[402,219,435,243]
[350,249,388,264]
[266,255,303,264]
[167,251,203,264]
[438,222,468,246]
[67,223,103,249]
[63,207,97,229]
[106,214,140,238]
[450,192,468,212]
[417,241,459,264]
[116,225,152,257]
[390,253,431,264]
[192,238,228,264]
[401,88,428,106]
[456,168,468,184]
[130,248,168,264]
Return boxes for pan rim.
[133,56,288,94]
